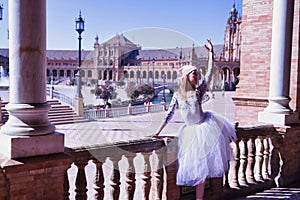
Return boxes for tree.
[94,82,116,100]
[126,83,154,101]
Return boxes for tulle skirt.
[176,111,236,186]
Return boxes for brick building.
[0,3,241,91]
[233,0,300,126]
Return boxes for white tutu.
[176,111,236,186]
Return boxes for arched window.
[59,70,64,77]
[142,71,147,78]
[149,71,153,79]
[98,70,102,79]
[124,71,129,78]
[130,71,134,78]
[67,70,71,77]
[155,71,159,79]
[136,71,141,79]
[88,70,92,77]
[167,71,171,79]
[52,70,57,77]
[81,70,85,78]
[172,71,177,80]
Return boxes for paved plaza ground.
[54,90,236,149]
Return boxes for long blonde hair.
[177,75,196,101]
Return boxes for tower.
[223,2,242,62]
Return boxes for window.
[88,70,92,77]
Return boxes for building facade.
[0,3,241,91]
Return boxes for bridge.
[153,83,176,97]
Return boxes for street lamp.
[152,58,155,86]
[75,11,85,98]
[147,58,150,84]
[162,73,166,102]
[0,4,3,21]
[138,61,142,85]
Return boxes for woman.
[154,39,236,200]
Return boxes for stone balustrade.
[0,124,300,199]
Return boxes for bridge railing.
[84,103,168,119]
[46,86,74,107]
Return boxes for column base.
[74,97,84,116]
[0,132,64,159]
[0,103,55,136]
[258,111,299,125]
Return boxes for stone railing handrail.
[64,138,167,200]
[46,86,74,107]
[84,103,168,119]
[1,124,299,199]
[62,124,287,199]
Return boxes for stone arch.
[130,71,134,78]
[142,70,147,79]
[155,71,159,79]
[167,71,171,79]
[88,70,92,78]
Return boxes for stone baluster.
[254,137,264,182]
[246,138,256,184]
[110,157,121,200]
[238,138,248,186]
[228,141,240,188]
[224,171,230,189]
[92,160,105,200]
[154,151,164,200]
[74,159,88,200]
[125,155,136,200]
[63,169,70,200]
[262,137,271,180]
[141,153,152,200]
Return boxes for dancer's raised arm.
[204,39,214,86]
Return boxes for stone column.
[258,0,297,125]
[0,0,64,158]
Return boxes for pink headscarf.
[178,65,198,78]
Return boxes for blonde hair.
[177,75,195,101]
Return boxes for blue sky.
[0,0,242,50]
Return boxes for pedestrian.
[153,39,236,200]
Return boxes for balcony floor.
[234,186,300,199]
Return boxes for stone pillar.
[0,0,64,158]
[74,97,84,116]
[258,0,298,125]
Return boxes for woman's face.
[187,69,198,87]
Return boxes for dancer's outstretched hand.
[204,38,213,53]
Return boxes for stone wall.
[0,153,72,199]
[233,0,300,126]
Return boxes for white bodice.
[162,80,208,126]
[178,92,205,126]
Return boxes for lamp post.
[75,11,84,98]
[147,58,150,84]
[138,62,142,85]
[0,4,3,21]
[152,58,155,86]
[162,73,166,102]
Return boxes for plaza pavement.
[55,91,236,149]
